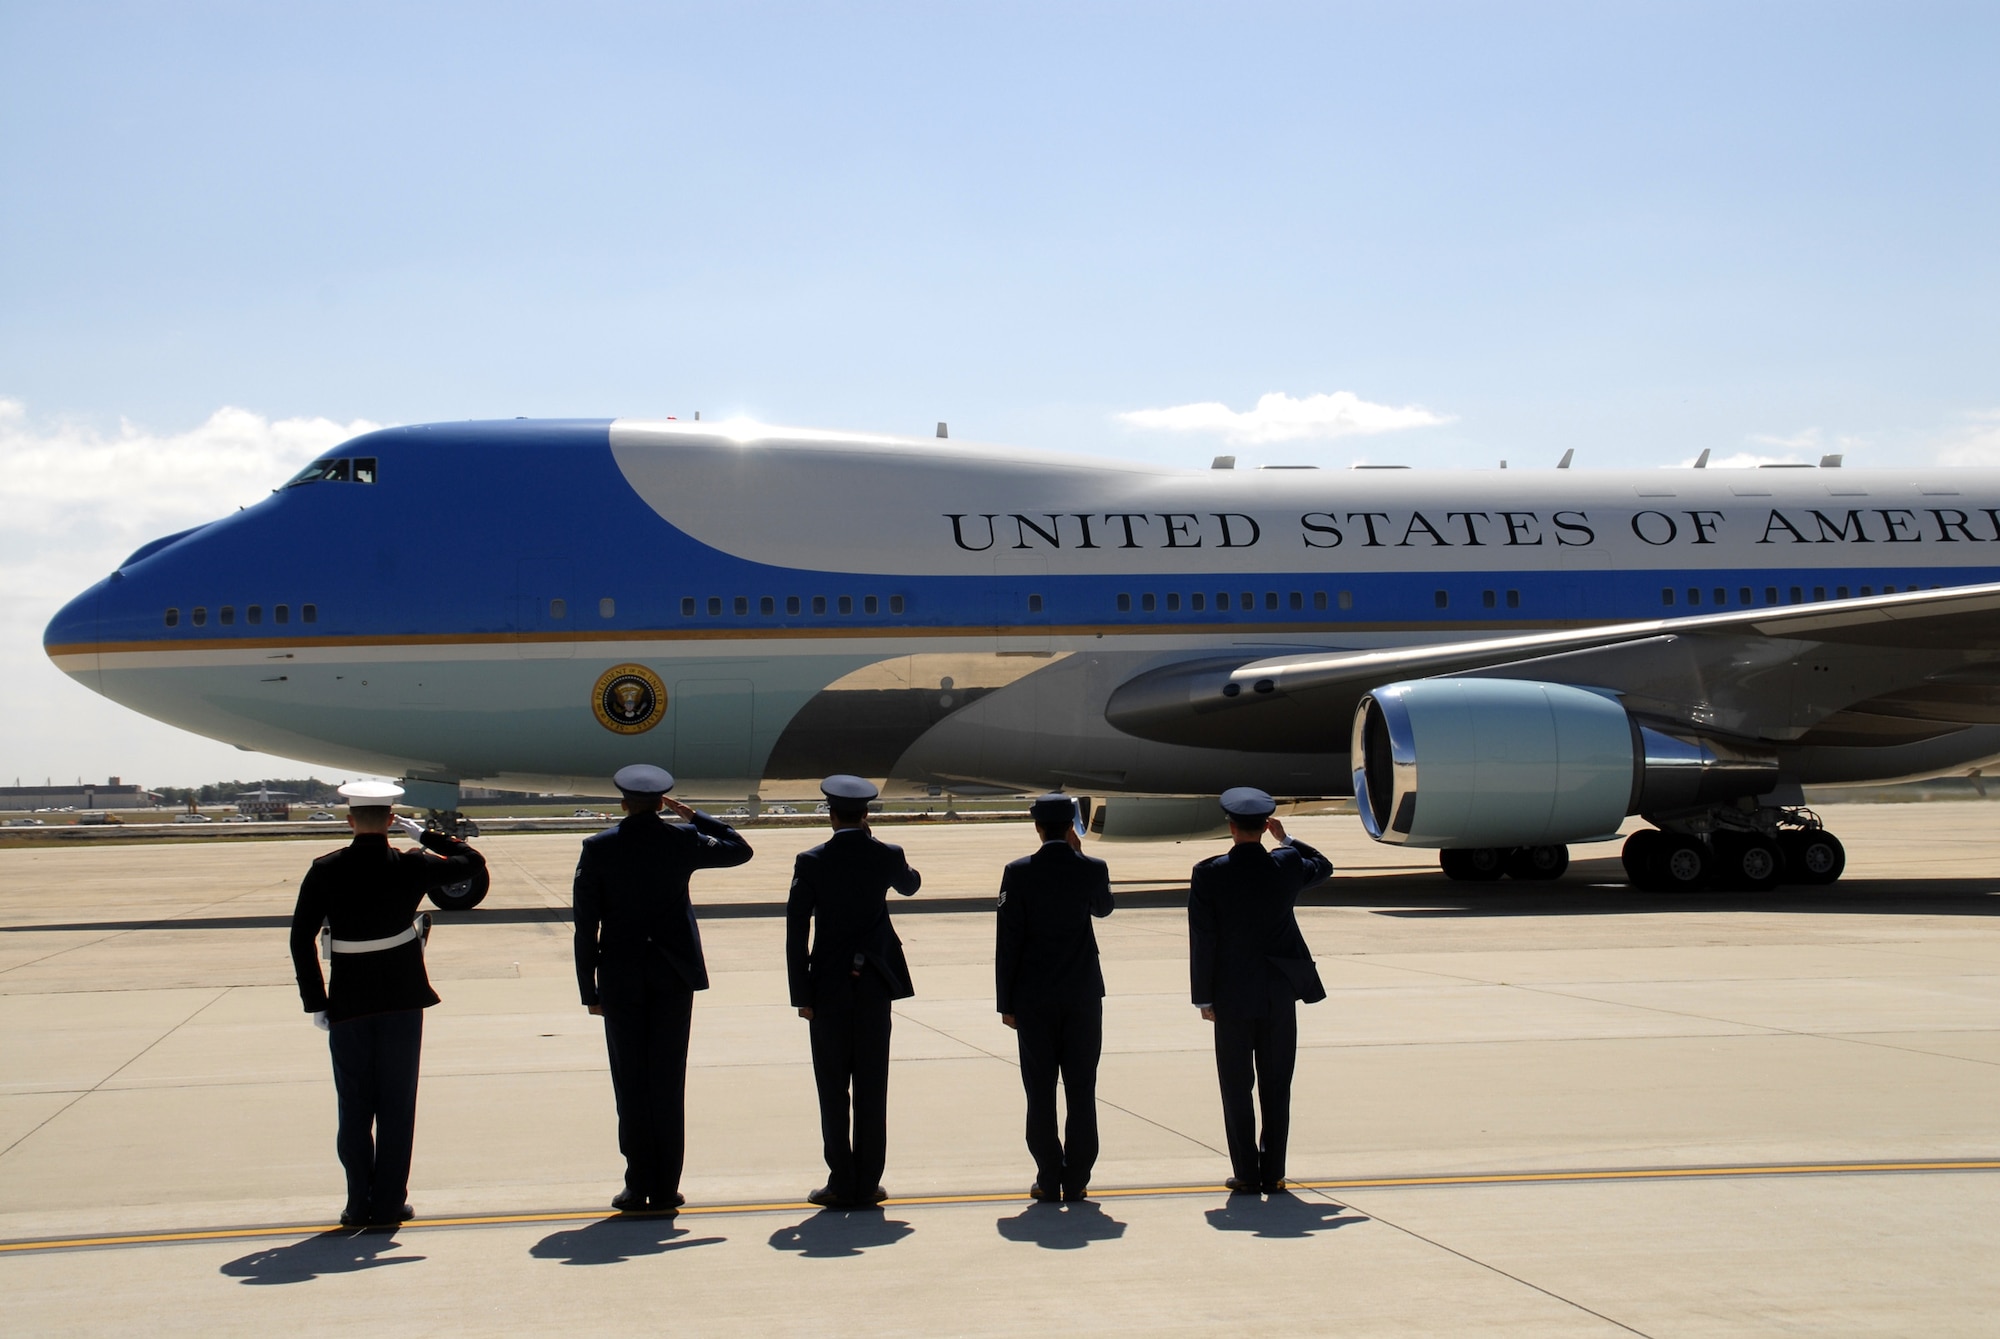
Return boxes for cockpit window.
[285,456,378,487]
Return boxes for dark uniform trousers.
[329,1008,425,1216]
[1015,1000,1103,1194]
[808,970,893,1200]
[1212,976,1299,1185]
[601,972,696,1201]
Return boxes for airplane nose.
[44,581,103,690]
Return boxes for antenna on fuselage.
[936,422,948,439]
[1693,449,1711,468]
[1819,453,1842,468]
[1212,455,1236,470]
[1556,449,1573,469]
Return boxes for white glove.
[311,1011,330,1031]
[394,814,427,841]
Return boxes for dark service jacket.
[573,809,753,1005]
[1188,836,1333,1020]
[786,827,922,1007]
[288,830,485,1024]
[995,840,1114,1016]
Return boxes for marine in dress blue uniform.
[1188,788,1332,1194]
[787,775,921,1209]
[573,764,753,1211]
[288,781,486,1226]
[997,794,1114,1201]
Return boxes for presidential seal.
[591,664,668,735]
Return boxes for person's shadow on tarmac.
[767,1208,915,1258]
[1204,1192,1367,1239]
[994,1199,1128,1249]
[531,1214,726,1266]
[220,1228,424,1285]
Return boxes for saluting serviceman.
[288,781,485,1227]
[787,775,922,1209]
[1188,788,1333,1195]
[573,764,753,1212]
[996,794,1114,1202]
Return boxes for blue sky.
[3,1,1998,784]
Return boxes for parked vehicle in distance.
[572,808,608,819]
[5,817,45,826]
[173,813,212,823]
[308,811,337,821]
[766,804,798,815]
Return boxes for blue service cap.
[1030,793,1077,825]
[820,774,879,803]
[613,764,675,796]
[1220,787,1277,821]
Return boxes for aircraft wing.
[1104,581,2000,753]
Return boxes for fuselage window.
[1813,587,1826,601]
[813,596,827,614]
[1740,587,1753,605]
[550,598,567,619]
[1766,587,1779,604]
[164,608,179,627]
[865,595,880,614]
[1215,592,1229,610]
[1141,593,1157,612]
[1313,591,1328,611]
[322,459,351,483]
[787,596,802,615]
[1289,591,1303,611]
[1264,592,1278,611]
[1191,593,1206,611]
[1789,587,1803,603]
[1435,590,1449,609]
[1836,586,1849,599]
[760,597,775,615]
[1482,590,1496,609]
[1860,586,1873,596]
[682,598,696,616]
[1713,588,1725,605]
[1882,584,1895,594]
[1506,590,1520,608]
[1338,591,1352,610]
[353,457,377,484]
[889,595,905,614]
[302,604,317,623]
[192,607,208,626]
[734,597,748,615]
[1662,589,1675,606]
[220,605,236,625]
[1117,594,1131,612]
[600,598,616,618]
[835,595,850,614]
[247,605,262,625]
[1164,593,1179,612]
[1687,589,1700,606]
[275,605,289,624]
[707,597,722,616]
[1240,591,1253,610]
[286,458,335,487]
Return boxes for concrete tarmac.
[3,805,1998,1335]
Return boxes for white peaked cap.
[338,781,406,807]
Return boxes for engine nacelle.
[1352,679,1778,848]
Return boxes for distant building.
[0,779,159,811]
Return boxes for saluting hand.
[1265,818,1288,844]
[662,796,697,821]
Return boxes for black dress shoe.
[369,1203,415,1223]
[1224,1177,1261,1195]
[1061,1186,1089,1202]
[1261,1180,1288,1195]
[612,1189,646,1212]
[338,1206,366,1228]
[1028,1182,1057,1202]
[868,1185,888,1205]
[806,1185,843,1208]
[657,1190,686,1209]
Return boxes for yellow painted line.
[3,1159,1994,1256]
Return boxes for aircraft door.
[674,679,755,790]
[516,559,576,659]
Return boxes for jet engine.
[1352,678,1778,848]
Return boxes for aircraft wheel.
[1506,844,1569,881]
[428,866,491,911]
[1621,829,1668,890]
[1713,833,1783,892]
[1656,835,1710,892]
[1440,848,1505,882]
[1780,830,1846,886]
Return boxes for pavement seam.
[0,985,233,1162]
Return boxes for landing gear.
[1440,845,1568,882]
[421,809,489,911]
[1622,806,1843,892]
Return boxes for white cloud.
[1680,451,1808,469]
[1936,410,2000,466]
[1117,390,1452,445]
[0,399,381,786]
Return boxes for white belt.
[330,924,420,954]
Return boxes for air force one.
[43,416,2000,900]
